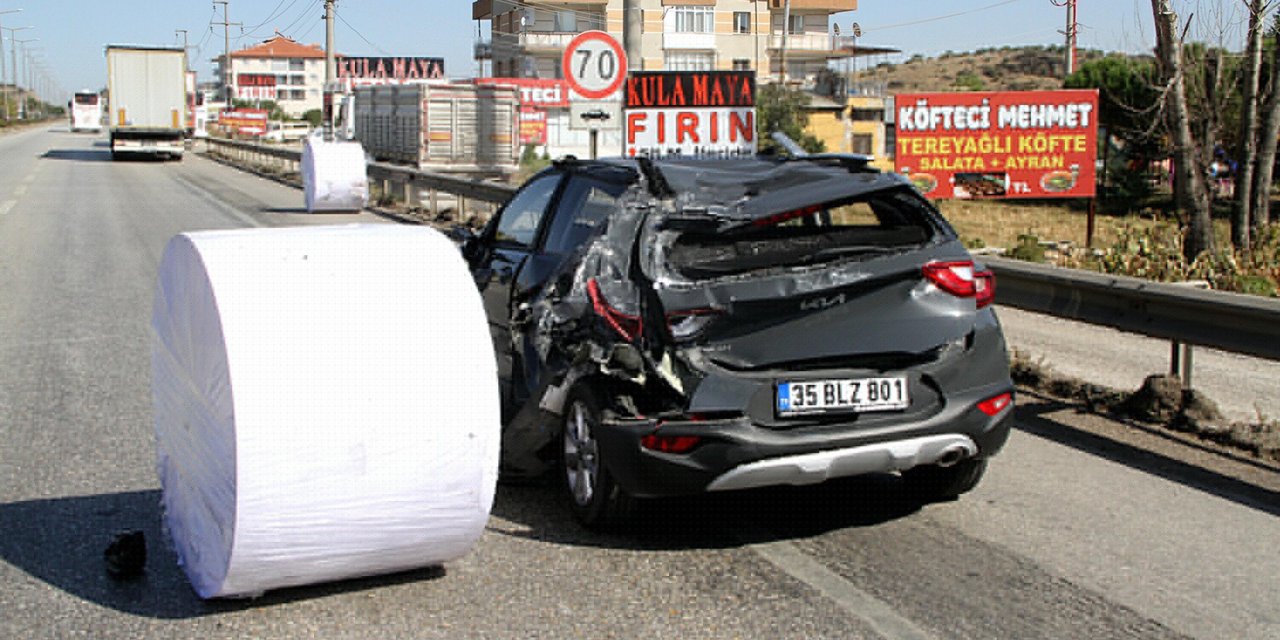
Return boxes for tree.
[1233,0,1268,249]
[755,84,825,154]
[301,109,323,127]
[1151,0,1215,260]
[1253,15,1280,229]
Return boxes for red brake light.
[977,392,1013,416]
[640,434,702,454]
[923,261,995,307]
[587,278,643,341]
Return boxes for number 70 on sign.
[562,31,628,100]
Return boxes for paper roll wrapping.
[302,136,369,212]
[151,224,499,598]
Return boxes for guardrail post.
[1170,340,1195,388]
[430,188,439,217]
[402,178,414,207]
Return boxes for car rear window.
[665,189,943,279]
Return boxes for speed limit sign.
[562,30,627,100]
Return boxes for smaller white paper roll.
[302,136,369,212]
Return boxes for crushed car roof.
[581,155,914,222]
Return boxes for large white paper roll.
[302,136,369,212]
[151,224,499,599]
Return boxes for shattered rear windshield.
[665,189,943,280]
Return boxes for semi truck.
[352,82,519,175]
[105,44,188,160]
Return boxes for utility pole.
[214,1,240,105]
[14,35,35,118]
[1054,0,1078,76]
[780,0,791,84]
[623,0,640,72]
[323,0,335,140]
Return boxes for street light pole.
[0,9,22,123]
[1,24,30,120]
[14,36,36,118]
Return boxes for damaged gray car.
[461,153,1014,528]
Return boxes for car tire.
[560,386,634,529]
[902,458,987,502]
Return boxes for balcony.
[769,33,843,57]
[517,31,577,52]
[663,32,716,51]
[767,0,857,10]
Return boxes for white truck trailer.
[352,83,520,175]
[105,44,188,160]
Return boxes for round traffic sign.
[562,30,627,100]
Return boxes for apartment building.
[214,34,329,117]
[473,0,858,84]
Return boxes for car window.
[542,177,628,256]
[494,174,561,247]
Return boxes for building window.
[733,12,750,34]
[851,133,874,155]
[272,60,288,72]
[732,58,751,71]
[672,6,713,33]
[788,14,805,34]
[850,108,882,122]
[290,75,304,86]
[553,9,576,32]
[289,58,305,71]
[665,51,714,71]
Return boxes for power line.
[860,0,1025,33]
[335,9,391,55]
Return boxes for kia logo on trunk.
[800,294,846,312]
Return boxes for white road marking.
[748,538,936,640]
[0,200,14,216]
[13,185,25,197]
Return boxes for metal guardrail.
[203,138,1280,374]
[984,256,1280,362]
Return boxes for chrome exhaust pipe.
[934,445,971,468]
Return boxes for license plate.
[776,377,909,416]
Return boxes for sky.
[3,0,1253,100]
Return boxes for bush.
[1007,234,1046,262]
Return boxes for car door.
[469,172,564,415]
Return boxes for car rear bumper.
[594,383,1014,498]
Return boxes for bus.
[70,90,103,132]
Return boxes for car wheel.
[561,387,634,529]
[902,458,987,502]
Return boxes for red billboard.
[519,107,547,145]
[894,89,1099,199]
[219,109,268,136]
[624,71,757,159]
[477,78,569,108]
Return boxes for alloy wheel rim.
[564,400,599,507]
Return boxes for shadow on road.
[40,148,114,162]
[490,473,925,550]
[0,490,446,619]
[1016,399,1280,517]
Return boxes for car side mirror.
[448,225,481,261]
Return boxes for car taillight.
[977,392,1013,416]
[922,261,996,308]
[974,269,996,309]
[640,434,702,454]
[587,278,642,341]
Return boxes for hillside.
[855,45,1103,94]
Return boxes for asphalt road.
[1,127,1277,639]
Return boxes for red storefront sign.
[477,78,570,108]
[894,90,1099,199]
[624,71,757,159]
[236,74,277,101]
